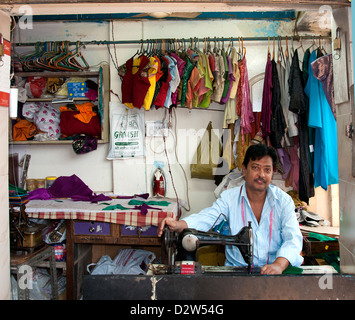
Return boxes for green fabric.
[314,251,340,273]
[308,232,338,242]
[282,265,303,274]
[128,199,170,206]
[102,204,129,211]
[9,183,27,195]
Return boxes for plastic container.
[35,179,45,189]
[26,179,36,191]
[45,176,57,188]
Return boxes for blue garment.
[304,50,339,190]
[182,183,303,267]
[164,55,178,108]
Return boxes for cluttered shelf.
[9,64,110,145]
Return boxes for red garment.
[60,111,101,137]
[236,59,245,116]
[121,57,134,104]
[153,56,171,108]
[132,55,151,109]
[121,55,151,109]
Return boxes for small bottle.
[45,176,57,188]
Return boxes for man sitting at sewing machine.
[158,144,303,275]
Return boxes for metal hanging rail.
[13,35,331,47]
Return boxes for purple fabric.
[28,188,51,200]
[261,54,273,138]
[277,148,291,180]
[135,203,162,215]
[28,174,111,202]
[48,174,92,198]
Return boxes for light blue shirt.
[182,183,304,267]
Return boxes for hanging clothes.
[288,49,314,203]
[153,56,172,108]
[180,55,195,107]
[311,54,335,119]
[260,53,273,139]
[269,59,287,149]
[220,52,234,104]
[164,55,180,108]
[121,55,150,109]
[235,57,244,117]
[211,50,225,103]
[304,50,339,191]
[198,53,214,108]
[220,49,230,103]
[223,47,240,128]
[170,52,186,106]
[284,55,298,138]
[142,56,159,110]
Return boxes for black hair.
[242,144,278,169]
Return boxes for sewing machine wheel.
[181,234,198,252]
[164,227,174,252]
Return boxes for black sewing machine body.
[165,221,254,274]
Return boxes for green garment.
[282,265,303,274]
[128,199,170,206]
[102,204,129,211]
[308,232,338,242]
[180,58,194,107]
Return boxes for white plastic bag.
[107,102,145,159]
[87,249,156,275]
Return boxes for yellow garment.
[236,132,251,170]
[142,56,158,110]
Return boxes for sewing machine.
[164,221,254,274]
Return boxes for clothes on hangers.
[304,49,338,191]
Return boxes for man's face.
[242,155,274,193]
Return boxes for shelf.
[25,97,97,103]
[9,139,107,145]
[15,70,100,78]
[10,65,110,145]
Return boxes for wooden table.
[25,197,178,300]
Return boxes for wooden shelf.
[15,70,100,78]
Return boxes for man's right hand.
[157,217,188,237]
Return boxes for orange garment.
[13,119,39,141]
[186,67,201,109]
[60,102,96,123]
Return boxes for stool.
[11,245,59,300]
